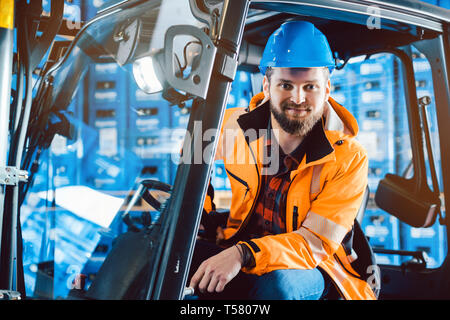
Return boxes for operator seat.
[356,185,370,224]
[350,185,380,298]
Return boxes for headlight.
[132,51,165,94]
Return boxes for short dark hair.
[265,66,330,83]
[265,66,274,81]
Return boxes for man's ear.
[324,78,331,101]
[263,75,270,98]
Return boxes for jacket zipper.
[223,140,261,245]
[283,173,298,232]
[225,168,250,199]
[293,205,298,231]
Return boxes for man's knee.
[250,270,295,299]
[248,269,325,300]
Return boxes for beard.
[270,100,323,136]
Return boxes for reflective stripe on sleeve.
[301,210,349,244]
[294,227,328,264]
[347,248,358,264]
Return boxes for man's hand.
[189,245,243,294]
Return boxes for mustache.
[280,101,313,111]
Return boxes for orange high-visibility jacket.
[205,92,376,300]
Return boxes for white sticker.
[362,120,385,131]
[95,120,117,128]
[360,62,383,75]
[95,91,117,102]
[410,227,436,238]
[136,118,160,129]
[413,60,430,73]
[99,127,117,157]
[51,134,68,155]
[94,63,118,74]
[361,91,385,103]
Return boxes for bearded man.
[188,21,376,300]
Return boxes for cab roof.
[242,0,449,68]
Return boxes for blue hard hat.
[259,21,335,75]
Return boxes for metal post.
[0,0,15,278]
[153,0,250,300]
[413,34,450,297]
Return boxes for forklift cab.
[0,0,448,300]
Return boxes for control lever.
[372,248,428,271]
[183,287,195,299]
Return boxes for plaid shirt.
[245,119,313,239]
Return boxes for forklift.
[0,0,448,300]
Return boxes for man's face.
[263,67,331,136]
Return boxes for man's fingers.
[216,276,229,293]
[189,264,205,290]
[207,274,220,293]
[189,246,242,295]
[198,266,213,293]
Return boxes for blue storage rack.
[330,67,357,115]
[361,209,401,265]
[84,63,137,190]
[127,82,172,157]
[400,221,447,268]
[127,67,174,185]
[351,55,397,192]
[87,63,129,107]
[128,79,171,130]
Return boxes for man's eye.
[280,83,293,90]
[305,84,316,90]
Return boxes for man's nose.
[290,89,306,105]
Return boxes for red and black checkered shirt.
[245,119,313,238]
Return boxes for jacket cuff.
[238,243,255,268]
[237,240,267,275]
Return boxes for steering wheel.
[122,179,172,232]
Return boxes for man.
[188,21,377,300]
